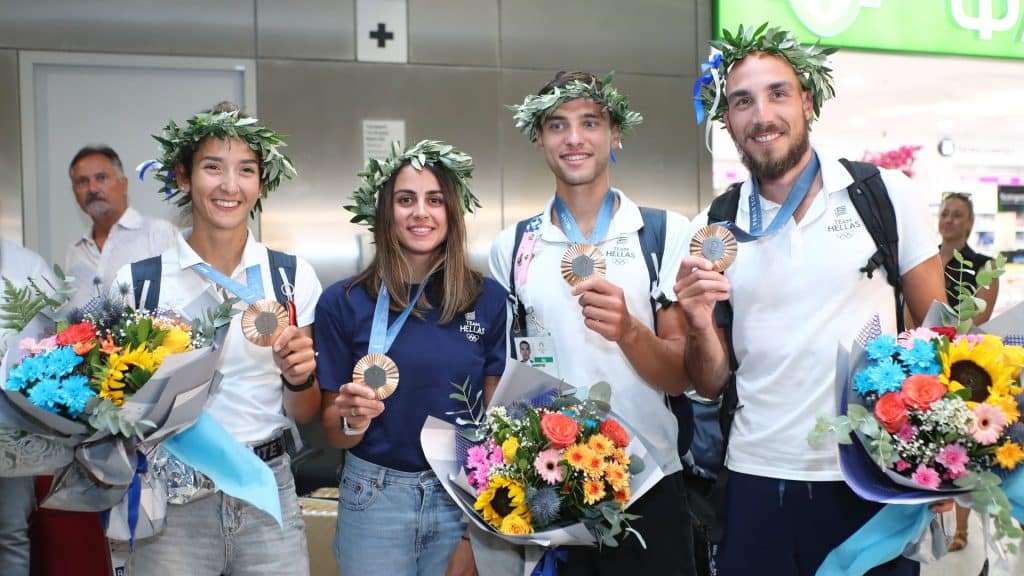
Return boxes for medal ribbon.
[191,263,264,304]
[725,152,820,243]
[553,189,616,245]
[368,281,429,355]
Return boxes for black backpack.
[508,207,695,457]
[690,158,904,543]
[130,249,297,311]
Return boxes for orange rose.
[901,374,947,411]
[540,413,579,448]
[599,418,630,448]
[874,392,908,434]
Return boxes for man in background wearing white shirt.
[65,145,177,307]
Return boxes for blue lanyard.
[191,263,264,304]
[369,281,429,355]
[553,190,616,244]
[727,152,820,243]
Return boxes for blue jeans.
[126,453,308,576]
[335,452,464,576]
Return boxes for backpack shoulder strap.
[839,158,904,332]
[706,182,742,372]
[507,216,539,355]
[266,249,298,306]
[708,182,742,226]
[130,256,162,311]
[637,207,667,325]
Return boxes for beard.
[732,120,810,182]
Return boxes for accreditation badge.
[514,335,560,379]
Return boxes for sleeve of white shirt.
[880,169,937,276]
[293,257,323,328]
[655,210,692,302]
[488,226,516,293]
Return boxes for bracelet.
[342,417,369,436]
[281,372,315,392]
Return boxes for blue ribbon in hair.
[692,53,722,125]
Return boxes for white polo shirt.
[113,230,323,444]
[66,207,178,308]
[490,190,690,475]
[688,150,936,481]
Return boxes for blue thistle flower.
[865,334,899,362]
[1007,422,1024,444]
[506,401,531,421]
[526,486,561,528]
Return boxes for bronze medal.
[241,299,289,347]
[352,353,400,400]
[560,244,607,287]
[689,225,737,272]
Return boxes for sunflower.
[474,476,529,530]
[940,336,1018,403]
[98,345,159,406]
[498,511,533,535]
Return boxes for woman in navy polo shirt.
[315,141,506,576]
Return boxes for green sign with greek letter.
[714,0,1024,60]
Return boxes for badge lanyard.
[191,263,264,304]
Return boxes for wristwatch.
[281,372,315,392]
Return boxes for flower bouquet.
[809,253,1024,573]
[421,360,665,576]
[0,279,284,545]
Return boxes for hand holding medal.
[352,282,429,401]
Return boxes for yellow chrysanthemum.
[564,444,592,471]
[581,450,606,478]
[940,336,1018,403]
[989,395,1021,426]
[501,436,519,464]
[610,448,630,467]
[474,476,529,530]
[586,433,613,458]
[603,462,630,492]
[498,511,533,535]
[99,345,159,406]
[614,486,631,508]
[582,479,606,505]
[995,442,1024,470]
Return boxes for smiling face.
[723,52,813,183]
[177,136,261,235]
[537,98,621,193]
[390,164,449,269]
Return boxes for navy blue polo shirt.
[315,275,507,472]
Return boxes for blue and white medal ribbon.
[690,152,821,272]
[352,281,429,400]
[191,262,287,347]
[554,190,615,286]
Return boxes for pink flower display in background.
[862,145,922,178]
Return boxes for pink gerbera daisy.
[911,465,941,489]
[897,328,940,349]
[971,403,1008,445]
[935,444,969,478]
[534,448,564,485]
